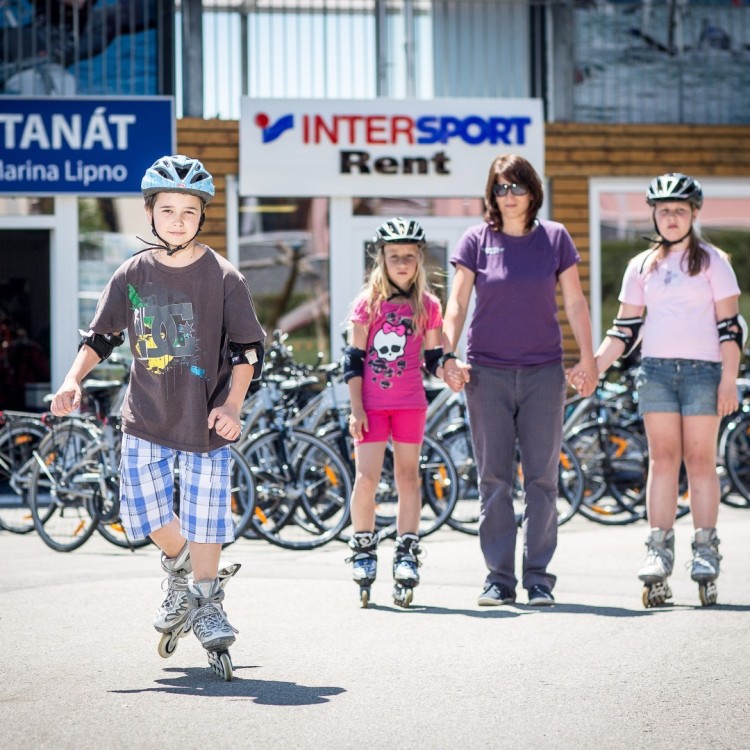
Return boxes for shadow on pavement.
[363,602,533,618]
[111,669,346,704]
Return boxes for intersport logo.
[254,111,531,146]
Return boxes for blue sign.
[0,97,174,195]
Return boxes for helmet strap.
[648,214,693,248]
[146,215,204,255]
[385,277,415,301]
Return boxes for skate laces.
[190,602,239,637]
[159,573,189,610]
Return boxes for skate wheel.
[360,587,370,608]
[157,622,190,658]
[393,586,413,608]
[641,582,671,609]
[699,582,717,607]
[208,650,233,681]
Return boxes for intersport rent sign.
[239,98,544,197]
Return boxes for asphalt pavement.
[1,504,749,750]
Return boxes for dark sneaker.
[477,583,516,606]
[527,584,555,606]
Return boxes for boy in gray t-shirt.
[51,154,265,680]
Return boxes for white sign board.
[239,98,544,197]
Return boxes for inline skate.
[690,528,721,606]
[187,575,240,681]
[638,528,674,608]
[392,533,422,608]
[346,532,378,607]
[154,543,192,653]
[157,561,241,663]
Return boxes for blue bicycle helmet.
[141,154,215,204]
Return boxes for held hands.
[348,408,368,442]
[441,358,471,392]
[565,357,599,398]
[50,379,82,417]
[208,404,242,441]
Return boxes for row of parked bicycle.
[2,330,750,554]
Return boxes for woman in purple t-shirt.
[442,153,598,608]
[593,173,742,608]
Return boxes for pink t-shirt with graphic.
[351,293,443,410]
[619,244,740,362]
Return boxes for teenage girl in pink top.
[343,218,445,608]
[593,173,743,608]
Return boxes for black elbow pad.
[229,341,265,381]
[78,330,125,362]
[717,314,748,351]
[343,346,366,383]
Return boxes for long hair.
[353,243,432,335]
[483,154,544,233]
[643,223,711,276]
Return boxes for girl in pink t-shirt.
[593,173,743,609]
[343,217,445,608]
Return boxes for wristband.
[439,352,458,368]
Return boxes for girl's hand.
[566,359,598,397]
[348,409,368,442]
[717,376,739,419]
[208,404,242,441]
[442,358,471,392]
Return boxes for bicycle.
[0,409,49,533]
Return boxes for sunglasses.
[492,183,529,197]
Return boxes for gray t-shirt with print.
[90,248,265,453]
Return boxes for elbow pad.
[343,346,366,383]
[78,329,125,362]
[424,347,443,377]
[717,314,748,351]
[606,317,643,358]
[229,340,265,381]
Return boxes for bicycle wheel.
[375,433,459,540]
[226,444,257,539]
[245,429,352,550]
[0,417,48,533]
[567,422,648,525]
[27,421,102,552]
[721,413,750,506]
[439,423,479,535]
[512,440,585,529]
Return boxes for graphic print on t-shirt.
[128,283,204,377]
[368,313,413,389]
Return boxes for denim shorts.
[635,357,722,416]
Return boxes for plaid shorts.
[119,433,234,544]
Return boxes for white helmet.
[141,154,215,204]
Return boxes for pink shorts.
[356,408,426,445]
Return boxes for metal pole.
[181,0,204,117]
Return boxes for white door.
[330,215,472,356]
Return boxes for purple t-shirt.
[450,220,580,368]
[351,293,443,410]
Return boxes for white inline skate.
[392,533,422,608]
[154,543,192,654]
[690,528,721,607]
[156,559,241,666]
[346,532,378,608]
[638,528,674,608]
[187,575,240,681]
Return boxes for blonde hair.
[351,243,433,335]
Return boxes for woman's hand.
[566,358,598,397]
[442,358,471,392]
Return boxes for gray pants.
[465,362,566,593]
